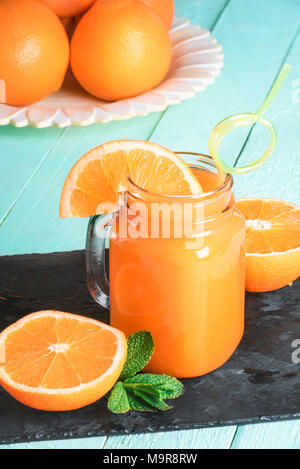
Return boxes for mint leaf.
[107,382,130,414]
[124,382,172,411]
[124,374,184,399]
[119,331,154,380]
[132,389,172,411]
[127,392,157,412]
[123,382,162,399]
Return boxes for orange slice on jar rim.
[59,140,203,217]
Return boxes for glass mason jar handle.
[86,214,112,310]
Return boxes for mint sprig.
[124,374,184,400]
[107,331,184,414]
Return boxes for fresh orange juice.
[110,155,245,378]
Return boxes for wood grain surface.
[0,0,300,449]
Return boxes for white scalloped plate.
[0,18,223,128]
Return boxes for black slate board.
[0,250,299,445]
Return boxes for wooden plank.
[104,427,236,450]
[1,437,106,450]
[0,126,64,224]
[233,27,300,204]
[231,421,300,449]
[175,0,230,29]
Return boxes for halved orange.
[59,140,203,217]
[235,198,300,292]
[0,311,127,411]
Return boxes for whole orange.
[140,0,174,29]
[71,0,172,101]
[38,0,96,17]
[0,0,69,107]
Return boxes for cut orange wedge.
[235,198,300,292]
[0,311,127,411]
[59,140,203,217]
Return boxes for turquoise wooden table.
[1,0,300,449]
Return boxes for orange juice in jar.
[86,154,245,378]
